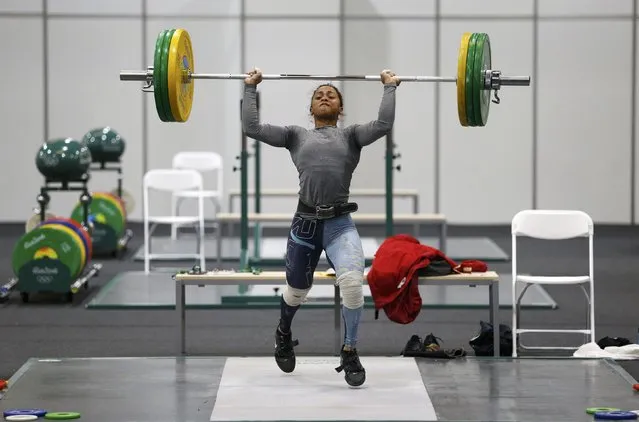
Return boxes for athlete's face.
[310,85,342,120]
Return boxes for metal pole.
[192,74,458,82]
[240,148,249,270]
[385,130,394,238]
[253,91,261,261]
[239,99,249,271]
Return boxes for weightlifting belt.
[296,200,358,220]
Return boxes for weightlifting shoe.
[335,346,366,387]
[423,333,443,352]
[274,325,299,373]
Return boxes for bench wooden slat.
[216,212,446,223]
[175,270,498,283]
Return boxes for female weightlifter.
[241,67,399,387]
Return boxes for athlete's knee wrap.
[283,284,312,307]
[337,270,364,309]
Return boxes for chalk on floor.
[210,357,437,421]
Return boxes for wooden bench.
[174,270,500,356]
[228,188,420,214]
[213,212,448,264]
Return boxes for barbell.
[119,28,531,126]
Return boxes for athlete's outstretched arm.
[351,82,397,148]
[242,84,291,148]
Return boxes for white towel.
[573,342,639,360]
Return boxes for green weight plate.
[153,30,168,122]
[70,196,125,237]
[160,29,176,122]
[586,407,621,415]
[44,412,81,420]
[473,33,492,127]
[12,226,81,280]
[465,33,478,127]
[471,33,484,127]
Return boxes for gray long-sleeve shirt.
[242,83,396,207]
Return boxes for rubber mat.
[3,357,637,422]
[211,357,435,421]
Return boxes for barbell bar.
[120,70,530,86]
[120,72,458,82]
[119,28,531,126]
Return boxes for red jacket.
[367,234,460,324]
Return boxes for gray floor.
[84,263,556,310]
[3,222,639,422]
[131,235,510,263]
[1,356,636,422]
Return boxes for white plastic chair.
[143,169,205,274]
[170,151,223,240]
[511,209,595,357]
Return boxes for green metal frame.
[253,138,261,260]
[385,130,395,238]
[239,91,260,271]
[239,144,249,270]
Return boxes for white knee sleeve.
[282,285,311,307]
[337,270,364,309]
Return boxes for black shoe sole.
[274,326,297,373]
[345,371,366,387]
[275,355,296,373]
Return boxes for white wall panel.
[344,0,435,18]
[441,0,534,17]
[47,0,142,15]
[0,1,42,13]
[47,18,144,220]
[147,0,240,17]
[440,21,534,223]
[0,18,44,221]
[245,0,339,17]
[539,0,633,17]
[537,20,632,223]
[344,20,436,215]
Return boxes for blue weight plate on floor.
[3,409,48,417]
[595,411,639,420]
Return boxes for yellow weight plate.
[167,29,195,123]
[90,193,126,235]
[457,32,472,127]
[40,223,86,277]
[93,192,126,224]
[106,192,127,220]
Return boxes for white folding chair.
[143,169,205,274]
[170,151,223,240]
[511,209,595,357]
